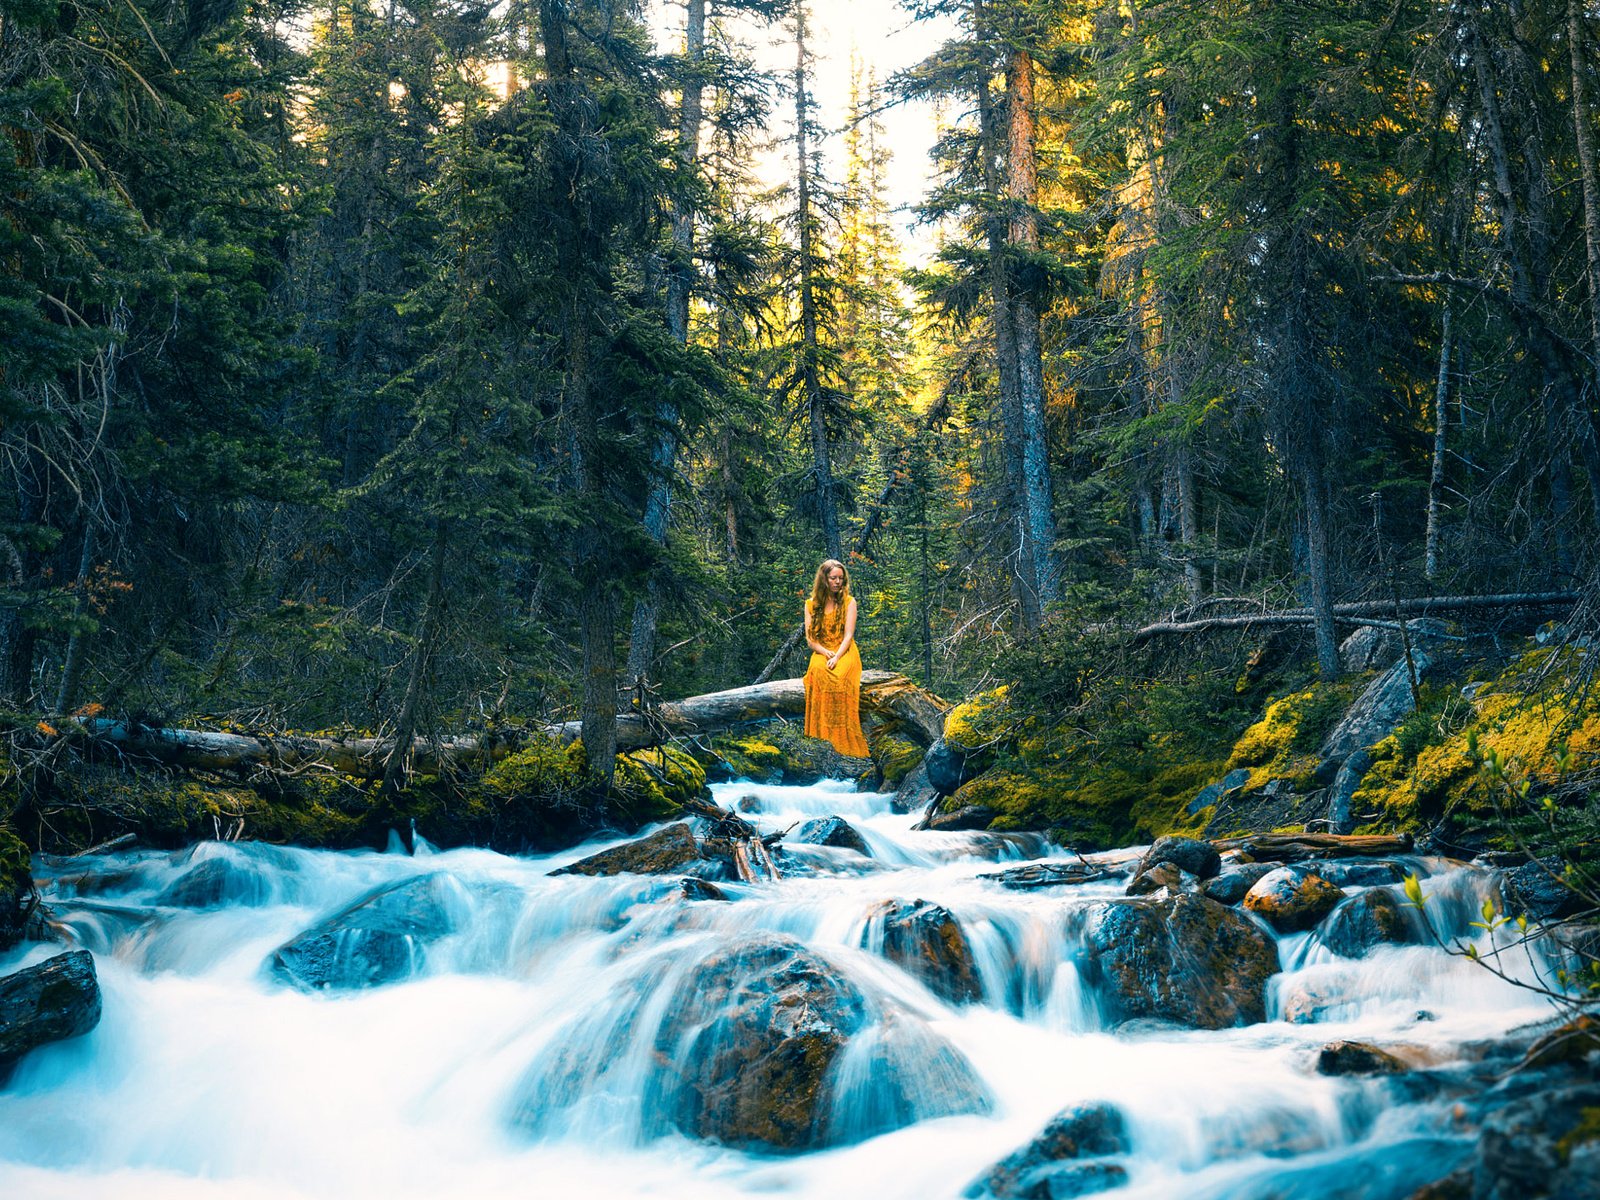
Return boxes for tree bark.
[1129,591,1578,641]
[1425,304,1454,581]
[51,523,97,717]
[382,520,448,793]
[1570,0,1600,399]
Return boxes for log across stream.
[0,775,1568,1200]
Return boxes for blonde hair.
[806,559,850,636]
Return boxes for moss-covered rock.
[705,732,785,783]
[0,825,32,950]
[945,687,1014,753]
[1225,683,1357,792]
[870,733,923,791]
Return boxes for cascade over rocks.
[646,932,988,1153]
[550,823,707,877]
[267,873,468,991]
[1203,862,1276,905]
[1318,887,1412,958]
[793,816,870,855]
[1244,868,1346,933]
[0,950,102,1069]
[157,855,273,909]
[964,1102,1130,1200]
[1134,835,1222,881]
[1316,1040,1409,1075]
[863,898,982,1004]
[1081,892,1280,1029]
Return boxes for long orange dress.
[803,597,870,758]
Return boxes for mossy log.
[1209,832,1414,861]
[71,671,946,779]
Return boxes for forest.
[2,0,1598,775]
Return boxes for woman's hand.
[826,652,840,671]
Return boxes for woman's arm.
[804,606,828,656]
[827,598,857,669]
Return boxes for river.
[0,777,1554,1199]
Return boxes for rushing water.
[0,778,1556,1200]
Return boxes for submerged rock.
[157,855,272,909]
[0,950,102,1068]
[1082,893,1279,1029]
[267,873,466,991]
[863,898,982,1004]
[965,1102,1130,1200]
[793,816,871,856]
[678,877,729,902]
[550,823,705,877]
[1318,888,1411,958]
[1244,867,1345,932]
[651,934,867,1152]
[1317,1040,1408,1075]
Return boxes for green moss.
[480,735,590,799]
[1224,682,1358,791]
[869,733,923,790]
[1557,1108,1600,1164]
[944,687,1013,752]
[0,824,31,948]
[613,746,708,821]
[708,733,785,782]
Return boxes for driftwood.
[686,795,781,882]
[1210,832,1414,862]
[1131,592,1579,643]
[979,862,1124,890]
[70,671,947,781]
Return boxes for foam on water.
[0,776,1557,1200]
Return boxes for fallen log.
[1131,592,1578,643]
[69,671,947,780]
[1210,832,1414,862]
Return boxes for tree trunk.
[1302,463,1340,680]
[1425,304,1454,580]
[794,4,841,560]
[1175,443,1202,602]
[625,0,706,685]
[382,520,448,793]
[52,523,97,717]
[1005,46,1059,615]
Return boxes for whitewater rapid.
[0,777,1553,1200]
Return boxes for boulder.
[650,934,867,1152]
[1203,863,1277,905]
[1317,647,1438,768]
[1186,767,1253,816]
[1278,979,1361,1025]
[1081,893,1280,1029]
[1472,1083,1600,1200]
[679,877,729,902]
[156,856,272,909]
[892,760,940,815]
[551,823,704,877]
[1326,749,1372,835]
[924,804,997,832]
[0,950,102,1067]
[1319,888,1411,958]
[964,1102,1130,1200]
[794,816,871,856]
[983,862,1126,890]
[267,872,466,991]
[1501,857,1586,922]
[1312,858,1408,887]
[1317,1040,1408,1075]
[1125,861,1199,898]
[1244,867,1345,933]
[1133,836,1222,882]
[864,899,982,1004]
[925,738,986,795]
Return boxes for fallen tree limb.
[1210,832,1414,861]
[70,671,948,780]
[1131,592,1579,643]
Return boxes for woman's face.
[826,566,845,596]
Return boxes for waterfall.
[0,777,1558,1200]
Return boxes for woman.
[803,558,870,758]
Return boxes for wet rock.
[1082,893,1280,1029]
[1313,858,1409,887]
[1203,863,1276,905]
[1125,861,1199,897]
[651,934,868,1152]
[1472,1082,1600,1200]
[892,760,940,815]
[1520,1015,1600,1069]
[793,816,871,856]
[1244,867,1345,933]
[985,862,1125,890]
[551,823,704,877]
[0,950,102,1067]
[734,793,763,813]
[679,877,729,902]
[864,899,982,1004]
[1134,835,1222,881]
[1186,768,1252,816]
[964,1102,1129,1200]
[1319,888,1410,958]
[925,804,997,832]
[156,856,271,909]
[1317,1040,1408,1075]
[1279,979,1361,1025]
[1501,856,1586,922]
[925,738,987,795]
[267,873,466,991]
[824,1011,993,1143]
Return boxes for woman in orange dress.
[803,558,870,758]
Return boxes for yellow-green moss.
[613,746,708,820]
[1225,683,1356,791]
[945,687,1013,752]
[480,735,590,798]
[1557,1108,1600,1164]
[870,733,923,790]
[709,733,785,781]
